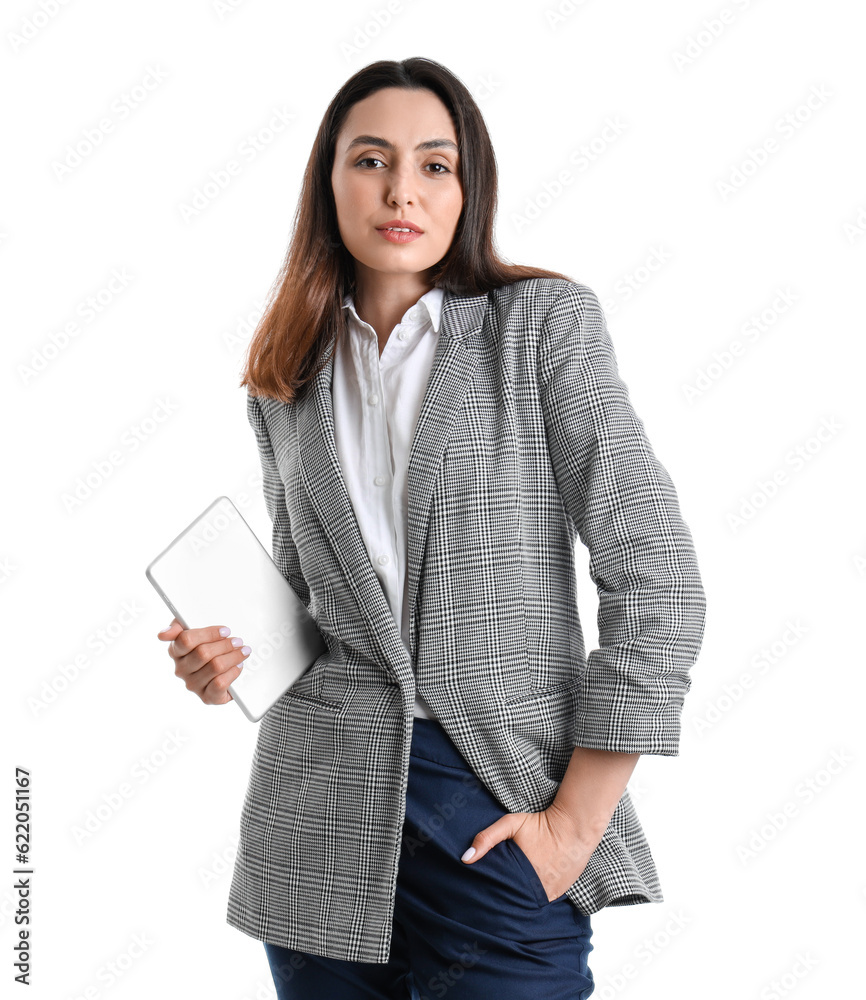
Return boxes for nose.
[385,161,418,208]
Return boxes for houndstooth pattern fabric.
[226,277,707,964]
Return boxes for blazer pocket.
[504,677,576,706]
[286,652,342,710]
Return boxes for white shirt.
[331,287,445,721]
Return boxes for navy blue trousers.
[264,716,595,999]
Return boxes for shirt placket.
[358,325,400,624]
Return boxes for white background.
[3,0,865,997]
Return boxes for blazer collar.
[296,286,489,675]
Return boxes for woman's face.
[330,87,463,284]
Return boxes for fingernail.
[241,645,251,655]
[461,847,476,862]
[231,637,244,647]
[219,626,231,637]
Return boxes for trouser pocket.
[505,836,556,908]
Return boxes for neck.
[351,267,434,347]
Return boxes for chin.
[363,252,436,274]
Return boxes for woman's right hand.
[158,620,251,706]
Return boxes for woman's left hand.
[461,806,601,902]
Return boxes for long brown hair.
[239,57,574,404]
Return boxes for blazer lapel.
[296,336,401,659]
[295,287,490,673]
[405,290,488,659]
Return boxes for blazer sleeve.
[537,281,706,756]
[247,390,311,611]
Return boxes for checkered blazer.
[226,277,707,964]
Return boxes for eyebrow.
[345,135,459,155]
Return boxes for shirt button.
[398,331,407,341]
[367,393,379,406]
[374,475,386,486]
[377,554,389,566]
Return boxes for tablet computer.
[145,495,327,722]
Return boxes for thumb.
[157,619,180,639]
[461,812,528,864]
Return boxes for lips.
[375,219,423,233]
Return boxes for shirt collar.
[341,286,444,334]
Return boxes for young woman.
[158,57,706,999]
